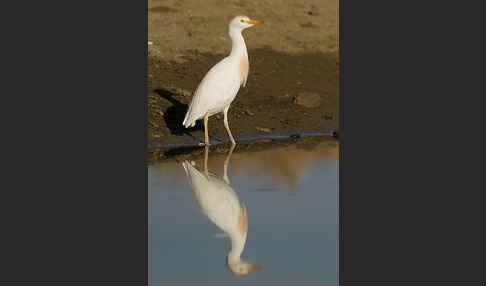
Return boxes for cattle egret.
[182,146,261,275]
[182,16,263,146]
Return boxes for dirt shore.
[148,0,339,151]
[148,135,338,165]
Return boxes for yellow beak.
[245,19,263,25]
[247,265,262,272]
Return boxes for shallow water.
[147,130,337,149]
[149,140,339,285]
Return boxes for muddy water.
[149,140,338,285]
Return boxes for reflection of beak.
[245,19,263,25]
[247,265,262,272]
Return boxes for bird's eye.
[240,19,244,23]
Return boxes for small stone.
[153,134,161,138]
[172,87,191,97]
[157,110,164,116]
[180,89,191,97]
[294,92,322,108]
[148,41,153,45]
[216,114,221,119]
[323,112,334,120]
[256,127,271,133]
[149,120,159,128]
[245,109,255,116]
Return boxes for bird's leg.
[223,108,236,145]
[223,144,236,184]
[204,112,210,146]
[204,145,209,179]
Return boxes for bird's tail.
[182,160,209,181]
[182,112,191,128]
[181,160,197,178]
[182,160,198,187]
[182,104,197,128]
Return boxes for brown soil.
[148,0,339,150]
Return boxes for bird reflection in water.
[182,145,261,275]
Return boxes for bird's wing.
[184,58,240,124]
[202,179,242,231]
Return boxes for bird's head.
[226,258,262,276]
[230,15,263,31]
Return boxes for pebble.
[245,109,255,116]
[256,127,271,133]
[149,120,159,128]
[178,88,191,97]
[294,92,322,108]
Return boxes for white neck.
[227,232,247,262]
[228,27,248,59]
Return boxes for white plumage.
[182,146,261,275]
[183,15,263,146]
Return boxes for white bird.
[182,15,263,146]
[182,146,261,275]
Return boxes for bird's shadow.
[154,88,204,136]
